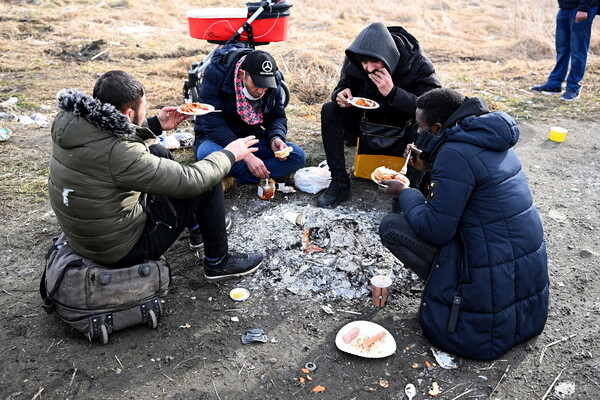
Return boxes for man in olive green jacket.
[48,70,262,281]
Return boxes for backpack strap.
[40,236,82,314]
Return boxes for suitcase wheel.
[147,309,158,329]
[99,324,109,345]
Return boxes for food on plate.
[342,327,360,344]
[354,97,376,107]
[179,102,210,113]
[274,146,293,159]
[360,331,387,348]
[371,166,410,186]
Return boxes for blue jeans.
[379,212,439,280]
[196,138,306,185]
[546,7,598,92]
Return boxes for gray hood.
[345,22,400,72]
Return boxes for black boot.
[316,179,351,208]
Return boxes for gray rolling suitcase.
[40,233,171,344]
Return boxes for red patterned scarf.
[234,56,263,125]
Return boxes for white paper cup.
[284,212,305,226]
[370,275,393,307]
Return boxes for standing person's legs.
[546,8,573,89]
[379,213,439,280]
[565,6,598,93]
[317,102,362,207]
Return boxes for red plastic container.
[187,2,291,44]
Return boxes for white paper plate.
[347,97,379,110]
[335,321,396,358]
[177,103,215,116]
[370,171,410,187]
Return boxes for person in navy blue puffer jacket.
[377,88,549,360]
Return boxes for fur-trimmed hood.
[56,89,135,137]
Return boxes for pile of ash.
[221,198,416,301]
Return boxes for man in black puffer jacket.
[317,22,441,208]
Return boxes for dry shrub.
[278,49,341,105]
[509,37,554,60]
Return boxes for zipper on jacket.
[447,293,461,333]
[447,228,470,334]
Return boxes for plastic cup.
[283,212,305,226]
[549,126,568,142]
[370,275,393,307]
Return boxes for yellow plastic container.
[353,152,407,180]
[549,126,568,142]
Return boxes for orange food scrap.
[425,360,432,368]
[299,377,306,383]
[312,385,326,393]
[428,382,440,397]
[301,368,310,374]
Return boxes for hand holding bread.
[274,146,293,159]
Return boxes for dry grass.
[1,0,599,200]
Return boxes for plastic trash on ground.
[241,328,268,344]
[430,346,459,369]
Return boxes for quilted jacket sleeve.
[108,139,233,198]
[400,147,474,246]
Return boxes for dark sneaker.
[189,213,233,250]
[204,251,263,281]
[316,180,351,208]
[530,84,561,95]
[560,90,579,101]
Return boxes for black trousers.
[321,101,424,187]
[320,101,363,181]
[379,212,439,280]
[109,144,227,267]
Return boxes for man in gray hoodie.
[317,22,441,208]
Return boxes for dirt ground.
[1,118,599,400]
[1,0,600,399]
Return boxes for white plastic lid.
[370,275,393,288]
[187,8,247,19]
